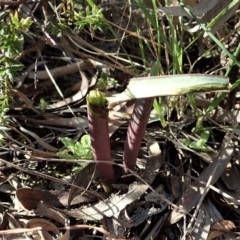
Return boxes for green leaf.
[72,165,87,174]
[56,151,77,160]
[180,138,192,146]
[11,12,20,28]
[199,130,210,145]
[81,134,91,147]
[59,135,93,160]
[20,17,33,29]
[188,130,211,152]
[108,74,229,108]
[61,137,76,148]
[188,142,211,152]
[0,11,8,21]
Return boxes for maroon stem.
[88,110,115,185]
[123,98,153,174]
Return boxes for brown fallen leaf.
[0,223,123,240]
[216,180,240,215]
[142,138,162,185]
[63,182,148,221]
[0,212,8,231]
[170,174,182,200]
[16,188,63,210]
[34,202,70,240]
[34,202,124,239]
[68,163,98,206]
[26,218,59,240]
[24,116,88,129]
[29,151,58,159]
[3,212,26,240]
[169,132,234,224]
[212,109,240,123]
[207,220,236,240]
[221,162,240,191]
[131,185,174,226]
[27,60,94,80]
[11,89,41,114]
[191,203,211,240]
[16,188,96,210]
[13,80,52,98]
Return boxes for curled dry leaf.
[47,71,91,109]
[188,0,233,32]
[8,201,70,240]
[63,182,148,221]
[34,202,70,240]
[159,0,238,44]
[26,218,59,240]
[35,202,66,225]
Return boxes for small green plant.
[74,6,105,33]
[38,98,48,112]
[0,10,32,128]
[57,135,93,173]
[47,22,68,38]
[0,97,10,127]
[96,72,118,91]
[180,130,213,152]
[57,135,93,160]
[11,11,33,29]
